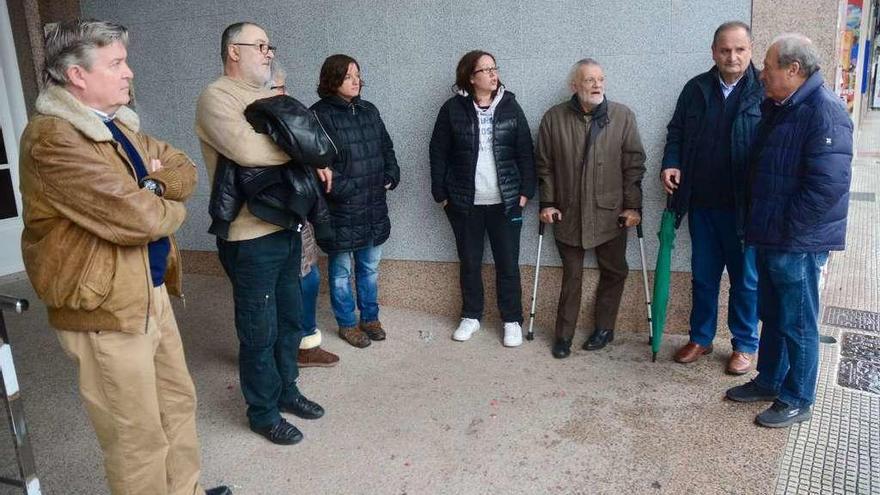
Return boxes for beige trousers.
[56,285,203,495]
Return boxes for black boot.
[552,339,572,359]
[206,487,233,495]
[583,328,614,350]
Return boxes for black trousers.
[217,229,303,429]
[446,204,523,323]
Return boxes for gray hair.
[771,33,821,77]
[42,19,128,87]
[221,22,261,63]
[568,58,602,85]
[712,21,751,47]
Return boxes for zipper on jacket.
[312,110,340,155]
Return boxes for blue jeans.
[328,244,382,327]
[688,208,759,352]
[300,265,320,336]
[754,249,828,408]
[217,230,303,429]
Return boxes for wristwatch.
[139,177,164,197]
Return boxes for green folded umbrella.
[650,197,677,362]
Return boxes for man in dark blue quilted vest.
[726,33,853,428]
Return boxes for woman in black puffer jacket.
[311,54,400,349]
[429,50,536,348]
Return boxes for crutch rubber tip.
[648,337,653,345]
[526,333,534,341]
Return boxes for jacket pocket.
[596,191,622,210]
[76,244,117,311]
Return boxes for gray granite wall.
[83,0,751,272]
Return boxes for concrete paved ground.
[3,120,877,494]
[0,272,787,495]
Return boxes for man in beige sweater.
[195,22,327,445]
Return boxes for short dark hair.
[317,54,360,98]
[454,50,502,96]
[221,22,259,63]
[712,21,751,47]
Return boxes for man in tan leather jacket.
[19,20,228,495]
[536,58,646,359]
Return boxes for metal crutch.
[0,295,41,495]
[636,224,654,345]
[527,214,558,341]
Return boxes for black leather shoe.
[206,487,233,495]
[582,328,614,350]
[552,339,572,359]
[279,394,325,420]
[250,418,303,445]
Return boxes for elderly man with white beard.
[536,58,647,359]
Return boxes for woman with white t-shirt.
[429,50,536,347]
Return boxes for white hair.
[771,33,821,77]
[568,58,603,86]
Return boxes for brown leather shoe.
[360,320,386,341]
[673,342,713,363]
[297,346,340,368]
[726,351,755,375]
[338,326,371,348]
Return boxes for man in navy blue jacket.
[726,34,853,428]
[661,21,764,374]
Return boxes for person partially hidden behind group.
[268,60,340,368]
[429,50,537,347]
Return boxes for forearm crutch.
[636,224,654,345]
[0,295,41,495]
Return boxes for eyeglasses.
[232,43,276,55]
[583,77,605,86]
[472,66,499,76]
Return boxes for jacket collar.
[323,94,362,109]
[567,94,610,128]
[455,85,512,106]
[696,63,763,105]
[780,71,825,108]
[35,85,140,142]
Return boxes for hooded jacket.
[19,85,197,333]
[429,89,536,218]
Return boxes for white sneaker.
[503,322,523,347]
[452,318,480,341]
